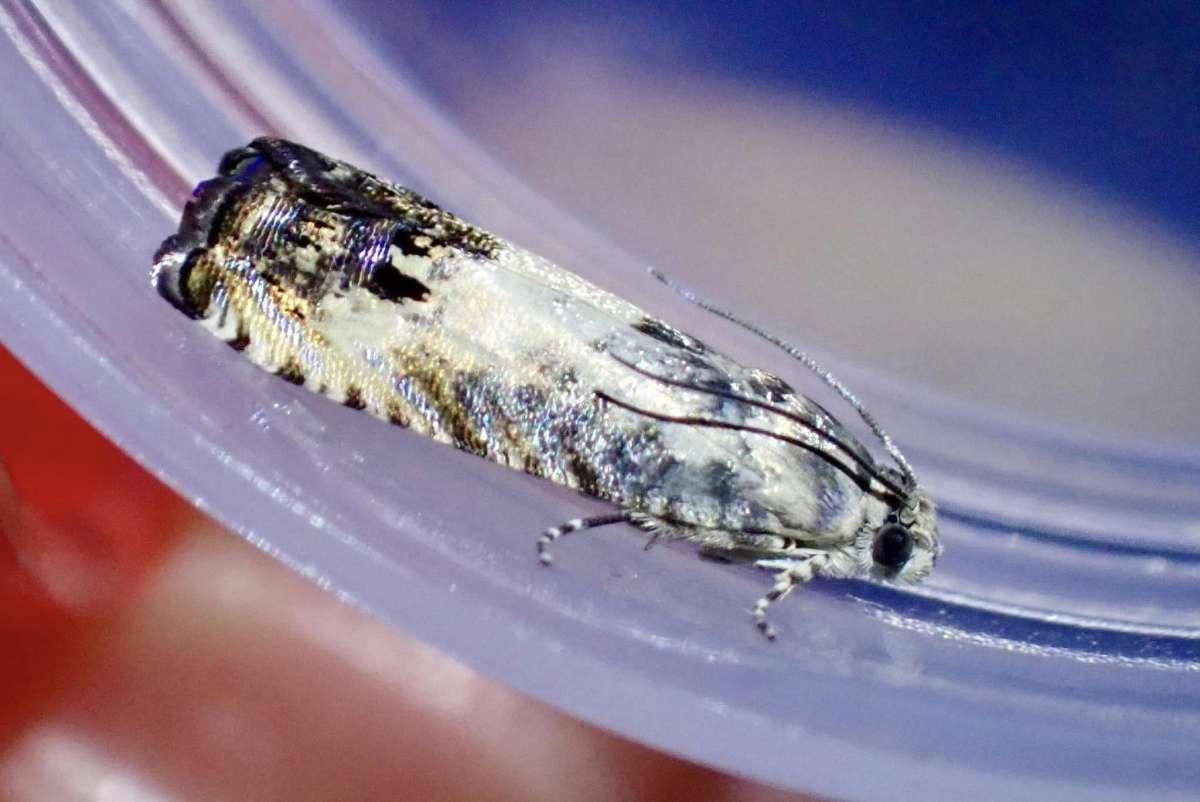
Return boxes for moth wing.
[600,319,882,476]
[236,138,884,481]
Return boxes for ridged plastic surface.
[1,2,1196,799]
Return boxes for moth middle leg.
[538,508,708,564]
[537,511,652,564]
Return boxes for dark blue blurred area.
[367,1,1200,244]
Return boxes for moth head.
[870,486,940,582]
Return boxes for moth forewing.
[154,137,941,639]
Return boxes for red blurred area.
[0,345,190,741]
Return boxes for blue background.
[388,0,1200,245]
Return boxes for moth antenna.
[648,268,918,491]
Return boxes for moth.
[154,138,941,639]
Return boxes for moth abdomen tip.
[152,243,205,319]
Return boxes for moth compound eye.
[872,524,914,570]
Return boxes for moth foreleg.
[751,553,830,641]
[537,512,629,565]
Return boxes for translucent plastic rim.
[1,2,1197,799]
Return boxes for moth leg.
[696,533,794,564]
[624,511,665,550]
[751,553,830,641]
[537,513,629,565]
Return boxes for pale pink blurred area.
[1,524,812,802]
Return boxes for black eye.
[872,524,914,570]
